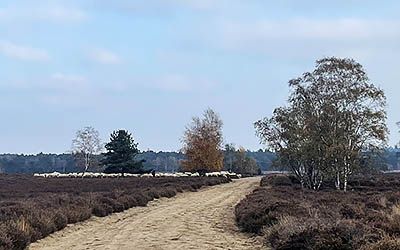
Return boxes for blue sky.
[0,0,399,153]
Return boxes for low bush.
[260,174,298,187]
[0,175,229,249]
[235,173,400,250]
[361,237,400,250]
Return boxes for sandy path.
[29,177,263,250]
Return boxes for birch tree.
[397,122,400,147]
[255,104,325,189]
[181,108,224,173]
[397,122,400,165]
[71,126,102,174]
[224,143,236,172]
[256,57,388,191]
[310,58,387,191]
[233,147,260,176]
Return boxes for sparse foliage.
[223,145,261,176]
[71,126,102,174]
[223,143,236,172]
[235,147,260,176]
[397,122,400,147]
[181,109,224,172]
[255,57,388,190]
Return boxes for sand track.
[29,177,262,250]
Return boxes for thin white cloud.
[212,18,400,60]
[171,0,223,10]
[88,48,122,65]
[0,73,89,93]
[103,74,217,93]
[91,0,231,14]
[220,18,400,42]
[154,74,192,92]
[148,74,216,92]
[0,41,50,62]
[0,4,87,23]
[50,73,89,90]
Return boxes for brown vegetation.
[181,108,224,172]
[235,173,400,250]
[0,175,229,250]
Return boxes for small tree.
[71,126,102,174]
[232,147,261,176]
[101,130,144,174]
[397,122,400,161]
[223,143,236,172]
[181,108,224,173]
[397,122,400,147]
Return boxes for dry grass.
[235,173,400,250]
[0,175,230,250]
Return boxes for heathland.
[236,173,400,249]
[0,175,229,249]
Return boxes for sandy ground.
[29,177,263,250]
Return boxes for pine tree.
[101,130,144,174]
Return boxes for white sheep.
[191,172,200,177]
[33,170,240,179]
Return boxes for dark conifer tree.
[102,130,144,174]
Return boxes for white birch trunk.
[335,171,341,190]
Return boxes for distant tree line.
[0,150,278,174]
[0,153,76,174]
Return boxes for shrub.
[0,221,30,250]
[340,204,365,219]
[158,187,177,198]
[235,173,400,250]
[361,237,400,250]
[266,217,385,250]
[92,203,113,217]
[260,174,295,187]
[52,212,68,231]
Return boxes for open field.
[235,174,400,250]
[29,177,262,250]
[0,175,230,249]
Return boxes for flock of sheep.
[33,171,242,179]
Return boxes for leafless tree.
[71,126,102,175]
[397,122,400,147]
